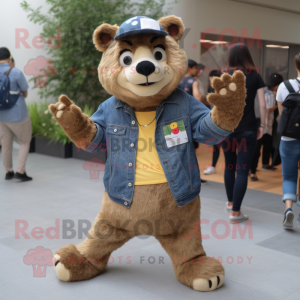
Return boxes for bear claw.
[53,254,71,282]
[192,274,224,292]
[58,103,66,110]
[56,111,63,118]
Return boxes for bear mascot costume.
[49,15,246,292]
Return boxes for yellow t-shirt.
[134,111,167,185]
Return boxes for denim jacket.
[86,88,231,208]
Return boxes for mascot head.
[93,16,187,110]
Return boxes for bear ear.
[157,15,185,42]
[93,24,119,52]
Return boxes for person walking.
[250,73,283,180]
[276,52,300,228]
[204,69,222,175]
[0,47,32,181]
[222,43,266,223]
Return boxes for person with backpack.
[250,73,283,181]
[0,47,32,181]
[276,52,300,227]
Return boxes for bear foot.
[192,257,224,292]
[53,244,102,282]
[176,256,225,292]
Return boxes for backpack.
[0,66,20,110]
[277,79,300,140]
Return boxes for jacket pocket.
[106,126,127,152]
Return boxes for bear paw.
[207,71,246,108]
[207,71,246,132]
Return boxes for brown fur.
[208,71,246,132]
[49,95,97,149]
[55,183,224,286]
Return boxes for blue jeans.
[279,140,300,205]
[221,130,257,211]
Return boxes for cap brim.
[115,29,168,40]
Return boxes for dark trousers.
[212,144,220,167]
[221,130,257,212]
[250,134,273,174]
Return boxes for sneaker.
[204,166,216,175]
[225,202,233,213]
[229,212,248,224]
[250,174,258,181]
[201,179,207,185]
[297,216,300,225]
[261,165,277,171]
[283,208,294,228]
[14,172,32,182]
[5,171,14,180]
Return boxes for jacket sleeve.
[189,95,231,145]
[85,102,107,153]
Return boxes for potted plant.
[28,102,72,158]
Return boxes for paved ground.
[1,149,300,300]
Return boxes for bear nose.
[136,61,155,77]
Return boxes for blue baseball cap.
[114,16,168,40]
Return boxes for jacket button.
[130,143,134,147]
[114,128,117,132]
[132,120,135,125]
[128,182,132,187]
[124,202,128,206]
[128,163,133,167]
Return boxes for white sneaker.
[225,202,233,213]
[283,208,294,228]
[204,166,216,175]
[229,212,249,224]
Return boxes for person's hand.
[257,127,264,140]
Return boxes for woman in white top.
[276,52,300,228]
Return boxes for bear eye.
[119,50,133,67]
[153,45,166,62]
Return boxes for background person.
[250,73,283,181]
[0,47,32,181]
[276,52,300,228]
[196,63,210,107]
[204,69,222,175]
[222,43,266,223]
[178,59,207,185]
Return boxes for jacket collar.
[115,91,179,109]
[0,63,10,68]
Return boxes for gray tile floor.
[1,148,300,300]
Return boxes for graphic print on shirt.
[163,120,188,148]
